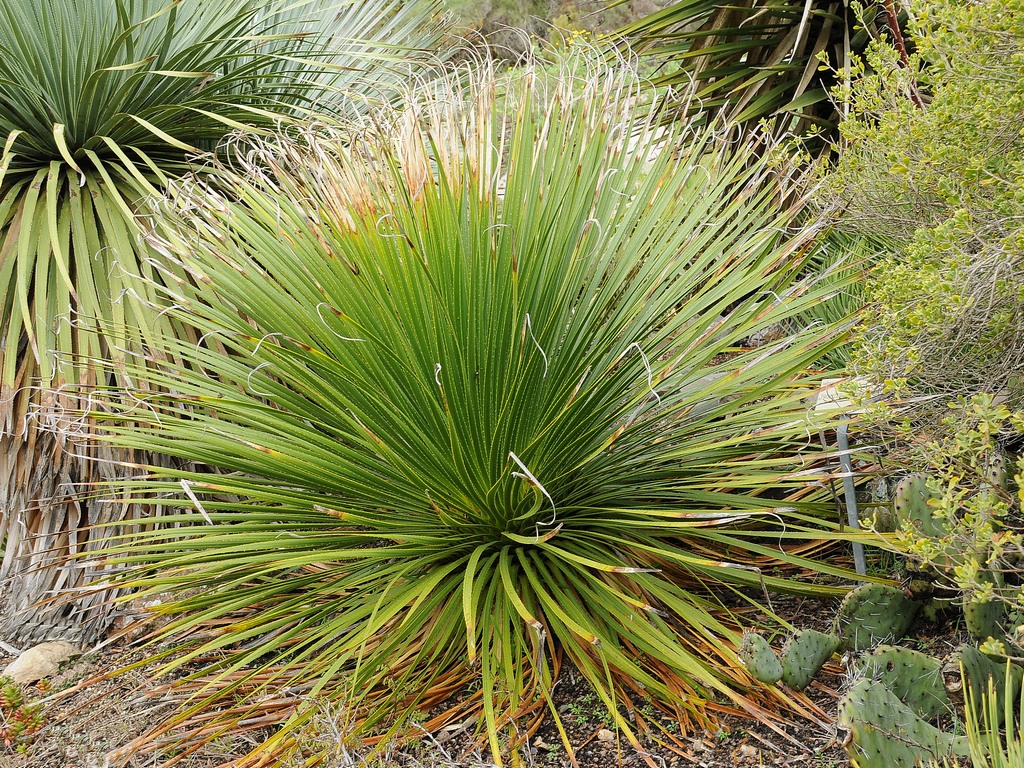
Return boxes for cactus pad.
[838,678,967,768]
[739,632,782,684]
[836,583,920,651]
[963,571,1007,642]
[964,595,1006,642]
[780,630,840,690]
[857,645,951,721]
[893,473,944,538]
[983,451,1008,491]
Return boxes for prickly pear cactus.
[838,678,967,768]
[962,569,1007,642]
[836,583,920,651]
[739,632,782,684]
[857,645,951,721]
[964,594,1006,642]
[780,630,840,690]
[1007,607,1024,648]
[893,473,944,538]
[961,646,1024,728]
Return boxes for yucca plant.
[611,0,904,145]
[959,660,1024,768]
[0,0,447,645]
[92,62,867,765]
[793,230,883,368]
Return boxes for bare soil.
[0,588,971,768]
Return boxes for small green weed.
[565,692,611,727]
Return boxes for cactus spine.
[780,630,840,691]
[739,632,782,684]
[836,583,920,651]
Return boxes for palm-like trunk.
[0,431,145,646]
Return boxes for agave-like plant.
[793,230,884,368]
[0,0,447,644]
[94,63,864,765]
[612,0,904,143]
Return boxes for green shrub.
[871,393,1024,655]
[822,0,1024,419]
[96,63,859,765]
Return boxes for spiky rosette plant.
[0,0,447,644]
[93,63,862,765]
[612,0,915,152]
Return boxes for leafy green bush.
[822,0,1024,419]
[860,392,1024,670]
[96,63,858,765]
[874,394,1024,656]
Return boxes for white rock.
[2,640,79,683]
[736,743,759,760]
[597,728,615,742]
[813,376,875,414]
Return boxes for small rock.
[736,743,759,760]
[2,640,79,684]
[597,728,615,742]
[942,656,963,692]
[691,738,706,753]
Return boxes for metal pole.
[837,421,867,577]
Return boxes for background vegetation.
[824,0,1024,418]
